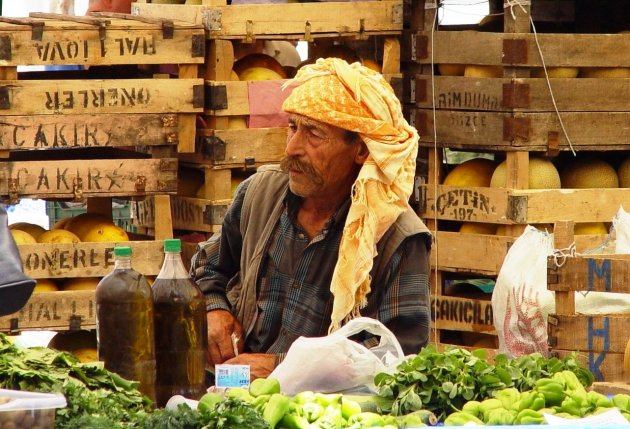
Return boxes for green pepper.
[613,394,630,413]
[443,411,484,426]
[314,393,342,408]
[252,394,271,411]
[341,397,362,420]
[397,410,438,427]
[557,396,584,417]
[346,411,385,427]
[314,407,346,429]
[226,387,254,403]
[250,377,282,397]
[461,400,482,418]
[280,413,311,429]
[553,412,579,419]
[197,392,223,413]
[586,390,613,408]
[485,408,516,425]
[263,393,291,428]
[518,391,546,411]
[534,379,565,406]
[553,371,587,396]
[514,409,545,425]
[479,398,504,421]
[622,411,630,423]
[494,387,521,410]
[300,402,324,422]
[292,391,316,405]
[538,407,556,415]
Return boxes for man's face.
[87,0,133,13]
[281,114,365,199]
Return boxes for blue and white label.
[215,364,250,389]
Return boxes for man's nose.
[285,129,305,157]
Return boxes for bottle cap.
[114,246,132,257]
[163,238,182,253]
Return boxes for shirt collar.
[284,188,351,231]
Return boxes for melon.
[561,158,619,189]
[10,222,47,240]
[490,157,561,189]
[238,67,284,81]
[233,53,287,80]
[531,67,579,78]
[227,116,248,130]
[438,64,466,76]
[580,67,630,78]
[64,212,112,240]
[38,229,81,244]
[459,223,497,235]
[464,65,502,78]
[60,277,101,291]
[618,156,630,188]
[442,158,496,187]
[33,278,59,293]
[11,229,38,245]
[52,217,72,230]
[82,223,129,242]
[362,58,382,74]
[574,222,608,235]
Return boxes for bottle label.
[215,364,250,389]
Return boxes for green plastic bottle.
[153,239,208,407]
[95,246,156,403]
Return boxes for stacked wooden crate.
[402,1,630,349]
[548,221,630,382]
[133,0,404,234]
[0,13,205,333]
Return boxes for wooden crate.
[546,221,630,382]
[132,1,403,39]
[0,14,205,154]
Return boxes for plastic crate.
[46,201,136,233]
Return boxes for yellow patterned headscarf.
[282,58,419,332]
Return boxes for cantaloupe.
[618,156,630,188]
[490,157,561,189]
[561,158,619,189]
[64,212,112,240]
[464,65,502,78]
[238,67,284,81]
[442,158,496,187]
[60,277,101,291]
[531,67,579,78]
[38,229,81,244]
[580,67,630,78]
[438,64,466,76]
[11,229,38,245]
[10,222,47,240]
[459,223,497,235]
[33,278,59,293]
[82,223,129,242]
[574,222,608,235]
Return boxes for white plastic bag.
[270,317,405,395]
[492,226,555,357]
[613,206,630,254]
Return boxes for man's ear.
[354,140,369,165]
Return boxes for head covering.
[282,58,419,332]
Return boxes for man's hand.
[207,309,244,365]
[224,353,276,380]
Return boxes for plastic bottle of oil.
[95,246,156,403]
[153,238,207,407]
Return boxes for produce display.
[5,331,628,428]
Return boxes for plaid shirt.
[190,177,431,357]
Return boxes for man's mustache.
[280,157,324,186]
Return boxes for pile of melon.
[441,153,630,236]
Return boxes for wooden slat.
[433,231,513,275]
[18,240,165,278]
[410,31,630,68]
[0,114,177,150]
[134,195,229,233]
[0,290,96,332]
[0,19,203,66]
[413,109,630,151]
[548,314,630,354]
[0,157,177,199]
[553,349,628,383]
[548,254,630,293]
[180,127,286,168]
[0,78,202,116]
[431,295,495,334]
[415,76,630,112]
[133,1,403,38]
[421,185,630,224]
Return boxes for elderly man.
[191,58,431,379]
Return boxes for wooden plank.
[0,158,177,200]
[0,290,96,332]
[177,64,199,154]
[134,195,229,233]
[0,22,205,66]
[431,294,495,334]
[433,231,513,275]
[413,109,630,151]
[133,2,403,38]
[553,349,628,383]
[0,114,177,150]
[415,76,630,112]
[422,185,630,224]
[548,314,630,354]
[1,78,203,116]
[205,80,255,116]
[17,240,165,278]
[548,254,630,294]
[412,31,630,68]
